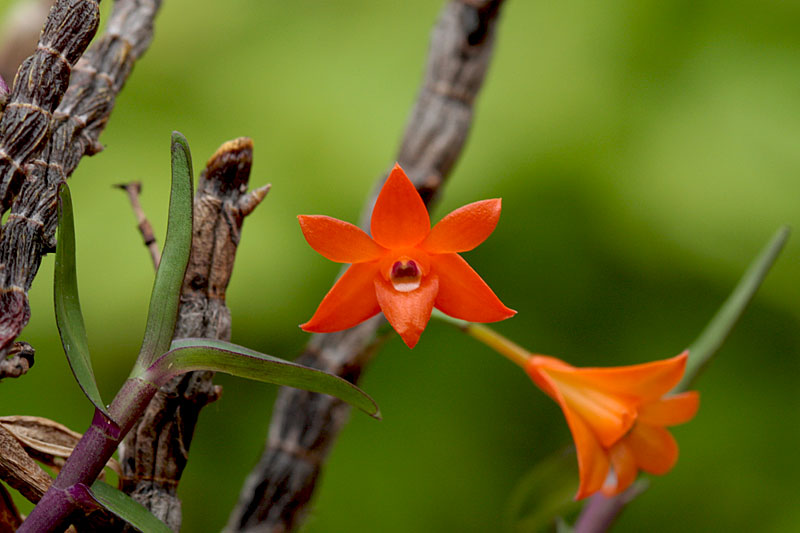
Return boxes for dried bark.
[0,0,101,215]
[0,0,56,85]
[226,1,506,531]
[0,341,33,379]
[0,0,163,356]
[0,423,51,504]
[0,0,101,353]
[119,138,269,531]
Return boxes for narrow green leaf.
[54,185,110,419]
[89,481,171,533]
[135,132,194,372]
[146,338,381,418]
[678,225,790,391]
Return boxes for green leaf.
[134,132,194,372]
[677,225,790,391]
[146,338,381,419]
[503,448,580,533]
[54,184,110,419]
[89,481,171,533]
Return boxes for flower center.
[389,258,422,292]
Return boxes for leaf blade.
[135,132,194,371]
[147,338,380,418]
[88,481,172,533]
[678,225,790,390]
[54,184,109,418]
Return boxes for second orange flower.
[299,163,516,347]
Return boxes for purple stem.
[18,378,158,532]
[573,481,649,533]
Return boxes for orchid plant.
[0,2,791,532]
[5,133,787,531]
[0,127,787,530]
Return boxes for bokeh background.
[2,0,799,531]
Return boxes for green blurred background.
[2,0,799,531]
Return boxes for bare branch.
[226,1,506,531]
[119,138,269,531]
[0,0,101,215]
[0,0,164,355]
[115,181,161,269]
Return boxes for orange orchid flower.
[299,163,516,348]
[525,351,699,499]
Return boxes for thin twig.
[118,138,269,532]
[226,1,506,531]
[0,0,164,356]
[115,181,161,269]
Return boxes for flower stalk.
[464,322,531,369]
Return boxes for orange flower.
[525,352,699,499]
[299,163,516,348]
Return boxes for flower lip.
[390,258,422,292]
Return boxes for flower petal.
[539,367,638,448]
[421,199,502,253]
[625,423,679,475]
[374,274,438,348]
[370,163,431,248]
[527,356,638,448]
[298,215,386,263]
[564,400,611,500]
[638,391,700,427]
[528,365,610,500]
[565,352,689,403]
[432,253,516,322]
[301,263,381,332]
[603,439,638,497]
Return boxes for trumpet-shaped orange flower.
[299,163,516,348]
[525,351,699,499]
